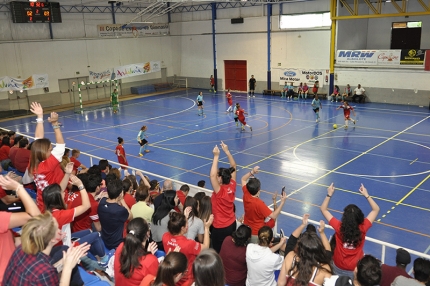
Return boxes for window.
[279,12,331,29]
[391,21,422,49]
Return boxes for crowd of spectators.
[0,102,429,286]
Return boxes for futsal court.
[2,88,430,267]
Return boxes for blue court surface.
[2,89,430,264]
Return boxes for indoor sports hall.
[1,0,430,276]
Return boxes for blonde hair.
[110,168,121,179]
[60,156,71,171]
[21,212,57,255]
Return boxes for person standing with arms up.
[196,91,205,116]
[209,75,216,93]
[248,75,256,97]
[111,88,119,114]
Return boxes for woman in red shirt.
[115,217,159,286]
[162,211,213,286]
[209,141,237,253]
[320,183,380,279]
[28,102,69,212]
[116,137,130,177]
[140,252,188,286]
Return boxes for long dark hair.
[152,190,176,225]
[217,167,235,185]
[340,204,365,248]
[184,197,198,222]
[193,249,225,286]
[120,218,151,278]
[287,232,333,286]
[152,252,187,286]
[198,196,212,222]
[43,184,66,211]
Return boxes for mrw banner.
[113,61,161,79]
[277,68,328,87]
[336,50,425,66]
[0,74,49,91]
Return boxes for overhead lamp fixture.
[20,90,23,93]
[29,0,37,2]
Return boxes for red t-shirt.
[116,145,128,166]
[329,217,372,270]
[0,186,6,199]
[211,179,237,228]
[226,92,233,105]
[242,185,272,235]
[0,145,10,161]
[8,147,19,164]
[210,77,215,85]
[70,157,81,174]
[162,232,201,286]
[51,208,75,246]
[0,211,15,285]
[123,193,136,209]
[34,155,65,212]
[219,236,247,286]
[65,191,99,233]
[114,242,159,286]
[11,149,30,173]
[340,105,354,118]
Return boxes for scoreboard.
[10,1,62,23]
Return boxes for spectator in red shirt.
[8,135,23,166]
[2,211,90,286]
[70,149,88,175]
[0,175,41,284]
[28,102,70,212]
[320,183,380,279]
[241,165,287,243]
[11,138,30,174]
[219,224,252,286]
[0,136,11,170]
[174,184,189,213]
[114,217,159,286]
[380,248,412,286]
[7,131,16,146]
[162,210,213,286]
[209,141,237,253]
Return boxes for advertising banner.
[89,69,114,82]
[336,50,378,65]
[97,24,169,38]
[376,50,401,65]
[0,74,49,92]
[113,61,161,79]
[337,49,424,66]
[400,49,426,65]
[278,69,328,87]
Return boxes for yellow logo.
[408,49,416,57]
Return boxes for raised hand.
[213,145,220,156]
[64,162,74,175]
[62,243,90,270]
[30,102,43,117]
[327,183,335,196]
[204,214,214,228]
[318,220,326,233]
[252,166,260,174]
[70,174,83,187]
[302,213,310,226]
[359,184,369,197]
[147,241,158,255]
[47,112,59,124]
[0,174,20,191]
[220,141,229,153]
[184,206,192,219]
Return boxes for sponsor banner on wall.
[0,74,49,92]
[97,24,169,38]
[278,69,328,87]
[377,50,401,65]
[89,69,115,82]
[336,50,378,65]
[400,49,426,65]
[113,61,161,79]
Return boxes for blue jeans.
[332,262,355,280]
[73,230,106,257]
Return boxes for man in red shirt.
[70,149,88,175]
[379,248,412,286]
[175,184,189,212]
[241,166,287,243]
[11,139,31,174]
[8,135,23,167]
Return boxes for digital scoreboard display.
[10,1,62,23]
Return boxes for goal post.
[76,79,119,114]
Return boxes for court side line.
[377,173,430,222]
[288,115,430,197]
